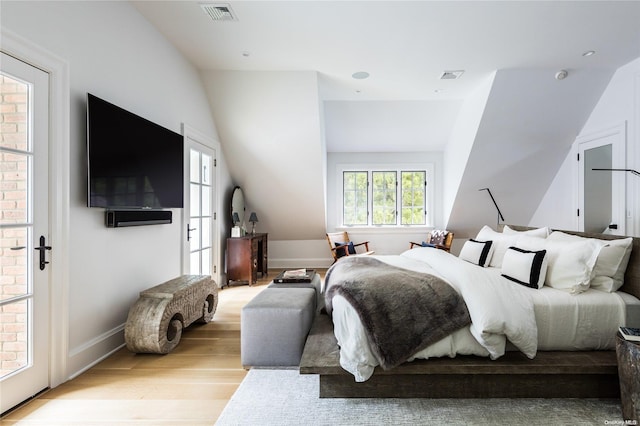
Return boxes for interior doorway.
[577,123,626,235]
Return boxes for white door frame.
[1,29,70,389]
[181,124,221,287]
[575,122,626,235]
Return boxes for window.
[341,167,429,227]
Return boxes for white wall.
[442,73,495,230]
[201,70,326,241]
[1,1,228,379]
[531,57,640,235]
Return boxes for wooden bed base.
[300,226,640,399]
[299,314,620,398]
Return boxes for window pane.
[0,226,29,301]
[201,186,211,216]
[0,74,29,151]
[372,171,396,225]
[200,248,211,275]
[1,152,30,225]
[0,299,29,378]
[343,171,367,225]
[190,184,200,217]
[401,171,426,225]
[189,218,200,253]
[201,154,211,185]
[201,217,211,248]
[190,251,200,275]
[190,149,200,183]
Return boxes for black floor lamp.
[479,188,505,227]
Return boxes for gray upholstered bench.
[267,272,324,312]
[241,288,315,368]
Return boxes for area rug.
[215,369,624,425]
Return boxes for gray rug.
[216,369,623,425]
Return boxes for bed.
[300,225,640,398]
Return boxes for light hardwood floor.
[2,270,318,425]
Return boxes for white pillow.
[547,231,633,292]
[502,225,550,238]
[459,239,494,267]
[516,235,606,293]
[501,246,548,289]
[476,226,518,268]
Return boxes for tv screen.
[87,93,184,209]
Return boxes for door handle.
[34,235,52,270]
[187,225,197,241]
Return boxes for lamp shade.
[232,212,240,224]
[249,212,259,223]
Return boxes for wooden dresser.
[226,233,268,287]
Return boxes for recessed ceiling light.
[242,51,250,57]
[352,71,370,80]
[582,50,596,57]
[440,70,464,80]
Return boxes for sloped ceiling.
[132,1,640,239]
[446,68,615,238]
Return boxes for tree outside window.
[401,171,426,225]
[372,171,397,225]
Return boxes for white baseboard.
[66,323,125,381]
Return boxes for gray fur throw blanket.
[325,256,471,370]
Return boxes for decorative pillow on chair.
[459,239,494,267]
[501,246,548,289]
[430,230,448,246]
[334,242,355,258]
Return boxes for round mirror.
[230,186,245,224]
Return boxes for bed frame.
[299,226,640,398]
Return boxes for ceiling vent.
[200,3,238,21]
[440,70,465,80]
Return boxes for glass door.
[0,52,50,414]
[183,134,217,281]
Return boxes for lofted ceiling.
[132,1,640,239]
[131,1,640,152]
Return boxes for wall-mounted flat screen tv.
[87,93,184,209]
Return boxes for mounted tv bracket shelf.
[106,210,172,228]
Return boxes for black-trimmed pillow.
[459,239,494,267]
[501,246,548,289]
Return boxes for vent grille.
[200,3,238,21]
[440,70,465,80]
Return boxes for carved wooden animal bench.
[125,275,218,354]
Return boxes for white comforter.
[330,248,538,382]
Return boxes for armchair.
[410,230,454,252]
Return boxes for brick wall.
[1,74,29,377]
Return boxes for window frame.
[337,163,434,229]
